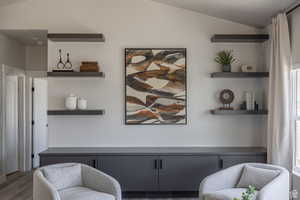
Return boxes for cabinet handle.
[219,158,224,169]
[154,160,158,169]
[159,159,163,169]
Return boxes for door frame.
[25,71,47,170]
[0,64,26,176]
[31,77,48,168]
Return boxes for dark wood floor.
[0,172,33,200]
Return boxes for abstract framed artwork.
[125,48,187,125]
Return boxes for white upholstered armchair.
[199,163,289,200]
[33,163,122,200]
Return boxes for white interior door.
[32,78,48,168]
[5,75,19,174]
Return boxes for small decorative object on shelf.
[77,98,88,110]
[53,49,73,72]
[219,89,234,110]
[65,94,77,110]
[245,91,255,110]
[241,64,256,72]
[215,50,236,72]
[254,101,259,111]
[240,101,247,110]
[64,53,73,70]
[56,49,65,70]
[80,61,99,72]
[240,100,259,111]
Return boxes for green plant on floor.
[214,50,236,65]
[233,185,256,200]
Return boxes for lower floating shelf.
[48,110,105,115]
[210,109,268,115]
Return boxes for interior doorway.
[5,75,19,174]
[1,65,26,175]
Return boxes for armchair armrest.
[33,170,61,200]
[82,165,122,200]
[257,171,289,200]
[199,164,244,200]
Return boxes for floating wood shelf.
[47,72,105,77]
[210,110,268,115]
[211,34,269,43]
[48,110,105,116]
[47,33,105,42]
[211,72,269,78]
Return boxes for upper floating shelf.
[211,72,269,78]
[48,33,105,42]
[211,34,269,43]
[47,72,105,77]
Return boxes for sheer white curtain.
[267,13,293,171]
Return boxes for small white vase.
[78,98,87,110]
[245,92,255,110]
[65,94,77,110]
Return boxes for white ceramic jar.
[78,98,88,110]
[65,94,77,110]
[241,65,256,72]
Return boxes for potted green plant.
[233,186,256,200]
[214,50,236,72]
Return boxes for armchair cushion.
[204,188,258,200]
[237,165,280,190]
[59,186,115,200]
[43,164,82,190]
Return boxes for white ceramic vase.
[78,98,88,110]
[65,94,77,110]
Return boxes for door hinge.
[32,87,35,92]
[32,120,35,125]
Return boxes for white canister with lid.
[78,98,88,110]
[65,94,77,110]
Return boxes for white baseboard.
[0,174,6,184]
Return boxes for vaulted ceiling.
[0,0,298,28]
[0,0,26,7]
[152,0,298,28]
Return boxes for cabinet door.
[97,156,159,192]
[158,156,219,191]
[220,155,267,169]
[40,156,97,167]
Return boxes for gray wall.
[0,34,25,69]
[25,45,47,71]
[0,0,268,148]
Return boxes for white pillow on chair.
[236,165,280,190]
[43,164,82,190]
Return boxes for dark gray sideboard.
[39,147,267,194]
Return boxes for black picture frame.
[125,48,187,125]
